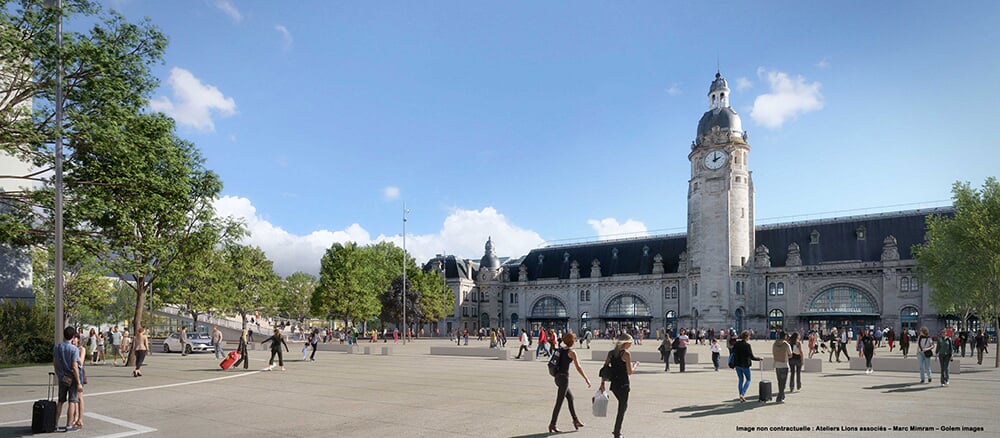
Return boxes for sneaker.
[65,426,80,432]
[281,366,286,371]
[943,382,949,386]
[266,365,274,371]
[920,380,925,384]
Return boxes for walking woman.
[133,327,149,377]
[262,328,289,371]
[547,333,591,433]
[861,329,876,374]
[788,332,803,391]
[232,329,250,370]
[936,328,954,386]
[659,333,672,372]
[599,334,635,438]
[917,327,935,384]
[731,330,762,402]
[900,329,911,358]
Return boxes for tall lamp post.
[402,204,409,345]
[44,0,65,346]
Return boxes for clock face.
[703,150,727,170]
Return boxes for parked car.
[163,332,213,354]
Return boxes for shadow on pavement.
[864,382,918,390]
[668,399,769,418]
[0,426,30,437]
[509,431,562,438]
[883,385,937,393]
[817,373,858,378]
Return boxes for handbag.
[728,353,735,369]
[592,389,610,417]
[923,349,933,358]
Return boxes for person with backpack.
[599,334,636,438]
[547,333,591,433]
[936,328,954,386]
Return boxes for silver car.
[163,332,214,354]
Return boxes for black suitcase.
[758,380,772,402]
[32,372,57,433]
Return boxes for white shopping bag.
[592,389,610,417]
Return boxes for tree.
[379,276,423,332]
[32,244,112,327]
[915,177,1000,367]
[312,242,382,326]
[223,244,280,330]
[280,272,317,322]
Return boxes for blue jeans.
[736,366,751,396]
[918,353,933,381]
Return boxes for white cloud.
[586,218,649,241]
[735,77,753,92]
[816,57,831,69]
[214,0,242,23]
[149,67,237,132]
[275,25,293,50]
[382,186,400,201]
[749,68,823,129]
[666,84,682,96]
[214,197,545,277]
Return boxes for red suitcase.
[220,350,240,370]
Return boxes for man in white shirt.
[514,329,530,359]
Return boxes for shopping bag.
[592,389,610,417]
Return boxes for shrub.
[0,300,54,364]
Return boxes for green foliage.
[0,301,54,364]
[280,272,317,320]
[223,244,280,328]
[915,177,1000,367]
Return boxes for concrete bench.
[430,346,508,360]
[758,357,823,372]
[361,346,394,356]
[590,350,698,364]
[320,344,359,353]
[848,356,961,374]
[518,350,536,361]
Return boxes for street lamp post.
[46,0,65,346]
[402,204,409,345]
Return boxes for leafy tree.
[223,244,280,330]
[312,242,382,325]
[379,276,423,332]
[280,271,317,321]
[915,177,1000,367]
[31,244,112,327]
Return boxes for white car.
[162,333,214,354]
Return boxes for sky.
[88,1,1000,277]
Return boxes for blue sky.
[97,1,999,276]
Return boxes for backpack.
[671,337,680,350]
[547,348,563,376]
[939,336,954,355]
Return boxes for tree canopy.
[915,177,1000,367]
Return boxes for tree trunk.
[126,280,147,367]
[995,318,999,368]
[190,311,200,333]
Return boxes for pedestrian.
[536,328,549,357]
[73,335,87,430]
[917,327,935,384]
[547,333,591,433]
[659,333,672,372]
[887,328,896,352]
[515,329,530,359]
[732,330,762,403]
[788,332,803,391]
[339,330,346,344]
[96,332,105,364]
[936,328,954,386]
[111,326,122,366]
[232,329,250,370]
[179,325,189,356]
[393,328,399,344]
[463,329,469,346]
[599,334,635,438]
[133,327,149,377]
[676,328,689,372]
[490,328,498,348]
[900,329,911,358]
[547,328,558,356]
[87,328,98,365]
[807,330,816,359]
[772,331,792,403]
[212,326,224,360]
[861,329,876,374]
[248,328,255,343]
[837,328,851,361]
[53,327,82,432]
[262,328,290,371]
[309,329,319,361]
[710,338,721,371]
[975,330,987,365]
[583,329,592,349]
[958,329,969,357]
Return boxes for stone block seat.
[848,356,960,374]
[430,346,508,360]
[590,349,698,364]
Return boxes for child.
[710,338,721,371]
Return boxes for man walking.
[828,328,838,362]
[179,326,189,356]
[53,327,82,432]
[111,326,122,366]
[212,326,224,360]
[772,331,793,403]
[836,327,851,362]
[515,329,530,359]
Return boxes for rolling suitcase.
[220,350,240,370]
[758,380,772,402]
[32,372,57,433]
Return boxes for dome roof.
[697,107,742,138]
[480,237,500,269]
[709,72,729,93]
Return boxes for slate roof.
[512,208,953,281]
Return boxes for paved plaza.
[0,338,997,437]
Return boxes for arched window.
[671,286,678,299]
[664,287,670,299]
[806,286,879,314]
[900,277,909,291]
[530,297,568,318]
[769,282,777,296]
[605,294,652,318]
[769,309,784,318]
[693,283,698,297]
[777,282,785,296]
[736,282,742,295]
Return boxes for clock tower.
[686,71,754,327]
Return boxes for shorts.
[112,345,121,355]
[58,382,79,403]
